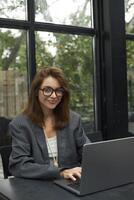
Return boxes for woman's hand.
[60,167,82,181]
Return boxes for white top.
[46,135,58,158]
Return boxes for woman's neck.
[42,108,54,127]
[43,114,56,138]
[42,106,53,119]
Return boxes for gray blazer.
[9,111,90,180]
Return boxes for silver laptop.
[54,137,134,196]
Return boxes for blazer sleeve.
[74,115,91,162]
[9,121,60,180]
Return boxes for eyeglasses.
[39,86,64,97]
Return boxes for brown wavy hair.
[23,67,70,129]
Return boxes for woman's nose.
[50,91,57,98]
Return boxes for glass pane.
[0,155,3,179]
[127,41,134,133]
[125,0,134,32]
[0,0,27,20]
[0,155,4,180]
[35,31,95,132]
[35,0,93,28]
[0,28,28,118]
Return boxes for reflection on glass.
[35,0,93,28]
[127,41,134,133]
[125,0,134,32]
[0,28,28,118]
[0,0,27,20]
[35,31,95,130]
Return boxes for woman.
[9,66,90,181]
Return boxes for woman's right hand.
[60,167,82,181]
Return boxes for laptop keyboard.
[67,179,81,191]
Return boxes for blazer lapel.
[57,128,66,166]
[33,124,49,160]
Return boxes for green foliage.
[127,41,134,111]
[127,41,134,69]
[53,33,93,111]
[0,30,26,73]
[36,32,54,69]
[125,1,134,112]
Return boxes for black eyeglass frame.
[39,86,65,97]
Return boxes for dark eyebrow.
[41,86,62,90]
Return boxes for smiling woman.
[8,66,90,181]
[23,67,70,129]
[38,75,67,124]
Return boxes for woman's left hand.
[60,167,82,181]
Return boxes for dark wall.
[0,117,12,146]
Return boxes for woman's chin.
[47,103,58,110]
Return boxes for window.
[0,0,128,140]
[0,0,27,20]
[0,28,28,118]
[125,0,134,33]
[127,40,134,133]
[35,0,93,28]
[0,0,96,132]
[125,0,134,133]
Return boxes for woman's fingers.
[60,167,82,181]
[68,174,77,181]
[74,171,81,179]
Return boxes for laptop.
[54,136,134,196]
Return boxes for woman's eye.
[44,87,52,93]
[57,89,62,93]
[58,88,64,93]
